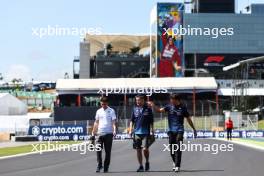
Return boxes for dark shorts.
[133,134,150,149]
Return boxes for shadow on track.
[108,169,224,174]
[181,169,224,172]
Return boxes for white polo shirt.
[95,106,116,135]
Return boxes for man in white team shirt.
[92,96,117,173]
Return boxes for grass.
[0,141,81,157]
[234,138,264,148]
[257,120,264,130]
[154,118,264,130]
[0,145,36,157]
[154,118,168,130]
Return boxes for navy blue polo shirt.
[164,104,189,133]
[131,105,154,135]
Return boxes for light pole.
[207,100,219,129]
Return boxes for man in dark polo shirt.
[150,94,196,172]
[129,95,154,172]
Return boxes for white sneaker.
[174,167,180,172]
[172,163,176,171]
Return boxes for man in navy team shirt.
[150,94,197,172]
[129,95,154,172]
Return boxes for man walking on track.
[129,95,154,172]
[92,96,117,173]
[150,94,197,172]
[225,117,233,140]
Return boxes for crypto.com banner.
[28,125,88,141]
[154,130,264,139]
[115,131,264,140]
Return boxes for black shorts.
[133,134,150,149]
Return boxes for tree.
[106,43,113,56]
[64,72,69,79]
[11,78,23,90]
[130,46,140,55]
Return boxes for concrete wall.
[79,41,90,78]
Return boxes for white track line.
[215,138,264,151]
[0,142,85,160]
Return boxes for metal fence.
[0,90,56,109]
[21,98,55,109]
[115,115,259,133]
[241,114,259,130]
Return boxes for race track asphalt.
[0,139,263,176]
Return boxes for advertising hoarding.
[157,3,184,77]
[28,125,88,141]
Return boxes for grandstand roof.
[56,77,218,94]
[85,34,150,56]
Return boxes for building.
[150,0,264,111]
[65,0,264,123]
[76,1,264,81]
[76,34,151,79]
[54,77,218,121]
[151,0,264,78]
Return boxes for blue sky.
[0,0,262,81]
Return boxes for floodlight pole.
[192,88,196,119]
[216,88,219,115]
[124,94,127,119]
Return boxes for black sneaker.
[137,165,144,172]
[96,166,103,173]
[145,162,150,171]
[103,167,109,173]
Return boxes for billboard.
[196,54,264,78]
[28,125,88,141]
[157,3,184,77]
